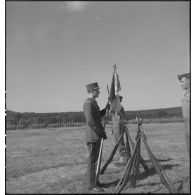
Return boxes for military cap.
[86,82,100,92]
[177,73,191,81]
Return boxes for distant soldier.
[83,82,110,192]
[111,96,127,165]
[178,73,190,157]
[177,73,190,192]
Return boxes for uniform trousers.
[87,139,101,189]
[112,115,126,157]
[184,119,190,157]
[113,125,126,157]
[182,96,190,158]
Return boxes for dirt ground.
[6,122,190,194]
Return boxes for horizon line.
[6,106,182,114]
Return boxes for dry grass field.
[6,122,190,194]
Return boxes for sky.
[6,1,190,113]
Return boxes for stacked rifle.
[98,117,176,193]
[95,65,176,193]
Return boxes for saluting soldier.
[178,73,190,157]
[83,82,110,192]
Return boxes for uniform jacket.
[83,97,107,143]
[111,106,125,131]
[182,89,190,122]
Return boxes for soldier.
[177,73,190,192]
[111,96,127,166]
[178,73,190,157]
[83,82,110,192]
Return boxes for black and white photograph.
[5,1,191,194]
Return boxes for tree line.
[6,107,182,128]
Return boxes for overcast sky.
[6,1,190,113]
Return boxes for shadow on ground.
[137,163,180,180]
[65,158,181,193]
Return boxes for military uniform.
[177,73,190,192]
[178,73,190,157]
[182,88,190,156]
[111,105,126,162]
[83,97,107,190]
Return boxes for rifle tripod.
[100,117,176,193]
[100,120,149,175]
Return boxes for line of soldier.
[6,122,87,130]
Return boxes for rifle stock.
[95,138,103,184]
[141,131,175,193]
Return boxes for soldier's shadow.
[144,157,173,164]
[137,163,180,181]
[102,179,121,188]
[101,158,180,189]
[120,163,180,190]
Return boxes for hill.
[125,107,182,119]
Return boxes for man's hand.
[102,132,107,140]
[122,119,128,124]
[105,102,110,110]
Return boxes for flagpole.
[113,64,118,116]
[113,64,116,72]
[95,84,110,185]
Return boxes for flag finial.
[113,64,117,72]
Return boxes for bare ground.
[6,122,190,194]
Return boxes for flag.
[109,68,121,112]
[114,72,121,95]
[109,74,115,100]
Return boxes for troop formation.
[83,72,190,193]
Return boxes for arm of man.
[84,101,105,137]
[112,106,125,119]
[100,102,110,117]
[119,106,126,119]
[100,108,106,117]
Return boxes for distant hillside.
[125,107,182,120]
[6,107,182,127]
[6,110,85,126]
